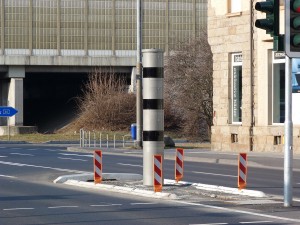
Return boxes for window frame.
[230,53,243,125]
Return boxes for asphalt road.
[0,144,300,225]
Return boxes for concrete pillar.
[7,66,25,126]
[142,49,164,186]
[129,67,137,93]
[0,79,9,125]
[8,78,23,126]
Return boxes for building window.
[231,53,242,123]
[272,52,300,124]
[229,0,241,13]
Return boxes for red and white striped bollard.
[238,153,247,189]
[175,148,184,182]
[153,154,163,192]
[94,150,102,184]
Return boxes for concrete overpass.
[0,0,207,133]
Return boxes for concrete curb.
[54,173,267,199]
[54,173,143,184]
[64,179,179,199]
[164,180,266,198]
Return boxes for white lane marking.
[0,160,88,174]
[59,153,92,158]
[294,199,300,202]
[239,222,272,224]
[0,174,17,179]
[188,151,234,155]
[90,204,122,207]
[10,153,34,157]
[130,203,157,205]
[48,206,79,209]
[45,149,58,152]
[175,200,300,223]
[117,163,142,168]
[189,223,228,225]
[3,208,34,211]
[58,157,88,162]
[0,156,7,158]
[192,171,236,178]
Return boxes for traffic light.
[286,0,300,57]
[255,0,279,37]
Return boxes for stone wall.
[208,1,300,153]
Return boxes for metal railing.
[79,128,133,149]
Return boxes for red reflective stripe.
[239,164,246,174]
[177,159,183,168]
[95,160,102,170]
[154,165,161,175]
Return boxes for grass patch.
[0,131,130,143]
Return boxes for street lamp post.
[136,0,143,148]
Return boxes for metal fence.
[79,128,133,148]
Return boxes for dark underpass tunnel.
[24,73,89,133]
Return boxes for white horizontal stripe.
[10,153,34,156]
[59,153,92,158]
[3,208,34,211]
[192,171,236,178]
[0,174,17,179]
[189,223,228,225]
[239,221,272,224]
[0,156,7,158]
[0,160,88,173]
[48,206,78,209]
[58,157,87,162]
[130,203,157,205]
[90,204,122,207]
[117,163,142,167]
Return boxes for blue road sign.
[0,106,18,117]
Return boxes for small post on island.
[238,153,247,190]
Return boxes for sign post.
[0,106,18,141]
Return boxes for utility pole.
[136,0,143,148]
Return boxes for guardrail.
[79,128,134,149]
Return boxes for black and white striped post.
[142,49,164,186]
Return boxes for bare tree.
[63,69,136,132]
[165,31,213,141]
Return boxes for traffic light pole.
[284,55,293,207]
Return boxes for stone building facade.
[208,1,300,153]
